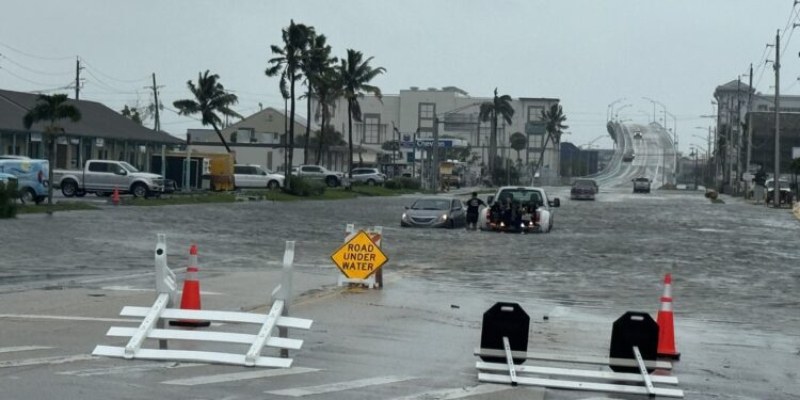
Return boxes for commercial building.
[311,86,561,184]
[714,79,800,191]
[0,88,181,171]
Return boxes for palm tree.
[22,94,81,205]
[479,88,514,180]
[533,104,568,182]
[312,67,343,163]
[299,31,335,164]
[509,131,526,162]
[173,70,242,154]
[266,20,314,185]
[339,49,386,178]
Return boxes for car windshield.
[766,180,789,189]
[411,199,450,210]
[119,162,139,173]
[496,189,542,205]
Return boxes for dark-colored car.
[571,179,598,200]
[400,197,466,228]
[633,177,651,193]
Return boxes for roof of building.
[714,80,755,96]
[0,88,182,144]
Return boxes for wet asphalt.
[1,185,799,399]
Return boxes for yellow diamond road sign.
[331,230,388,280]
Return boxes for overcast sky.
[1,1,797,152]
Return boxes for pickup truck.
[54,160,165,198]
[291,165,344,187]
[479,186,560,233]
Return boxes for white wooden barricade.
[337,224,383,289]
[93,236,312,368]
[474,346,684,398]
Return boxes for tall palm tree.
[339,49,386,178]
[22,94,82,205]
[173,70,242,154]
[266,20,314,184]
[312,67,343,164]
[478,88,514,180]
[533,103,568,182]
[299,31,335,164]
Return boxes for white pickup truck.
[479,186,561,233]
[54,160,165,198]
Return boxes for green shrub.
[285,176,326,196]
[393,177,421,190]
[0,181,18,218]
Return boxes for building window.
[528,106,544,122]
[418,103,435,132]
[363,114,381,144]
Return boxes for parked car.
[348,167,386,186]
[292,165,344,187]
[479,186,560,233]
[401,197,466,228]
[633,130,642,139]
[54,160,165,198]
[633,177,651,193]
[571,179,598,200]
[233,164,284,189]
[0,158,49,204]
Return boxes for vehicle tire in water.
[268,180,279,190]
[75,189,86,197]
[326,176,338,187]
[131,183,148,198]
[61,180,78,197]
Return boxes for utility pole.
[432,117,439,193]
[746,63,754,199]
[74,57,82,100]
[146,73,163,131]
[773,29,781,207]
[735,76,742,194]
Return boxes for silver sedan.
[400,197,466,229]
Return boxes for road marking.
[0,313,137,323]
[59,362,204,377]
[266,376,416,397]
[0,354,95,368]
[162,366,320,386]
[0,346,52,354]
[389,384,514,399]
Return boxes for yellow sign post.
[331,230,388,280]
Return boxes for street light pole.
[773,30,781,206]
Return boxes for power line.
[0,66,72,87]
[80,58,150,84]
[0,41,73,61]
[0,54,72,76]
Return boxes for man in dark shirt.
[465,191,486,230]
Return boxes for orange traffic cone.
[656,273,680,359]
[169,244,210,327]
[112,187,120,206]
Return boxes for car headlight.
[439,214,448,221]
[402,213,408,220]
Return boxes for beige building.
[311,86,561,183]
[189,107,352,172]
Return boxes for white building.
[312,86,561,183]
